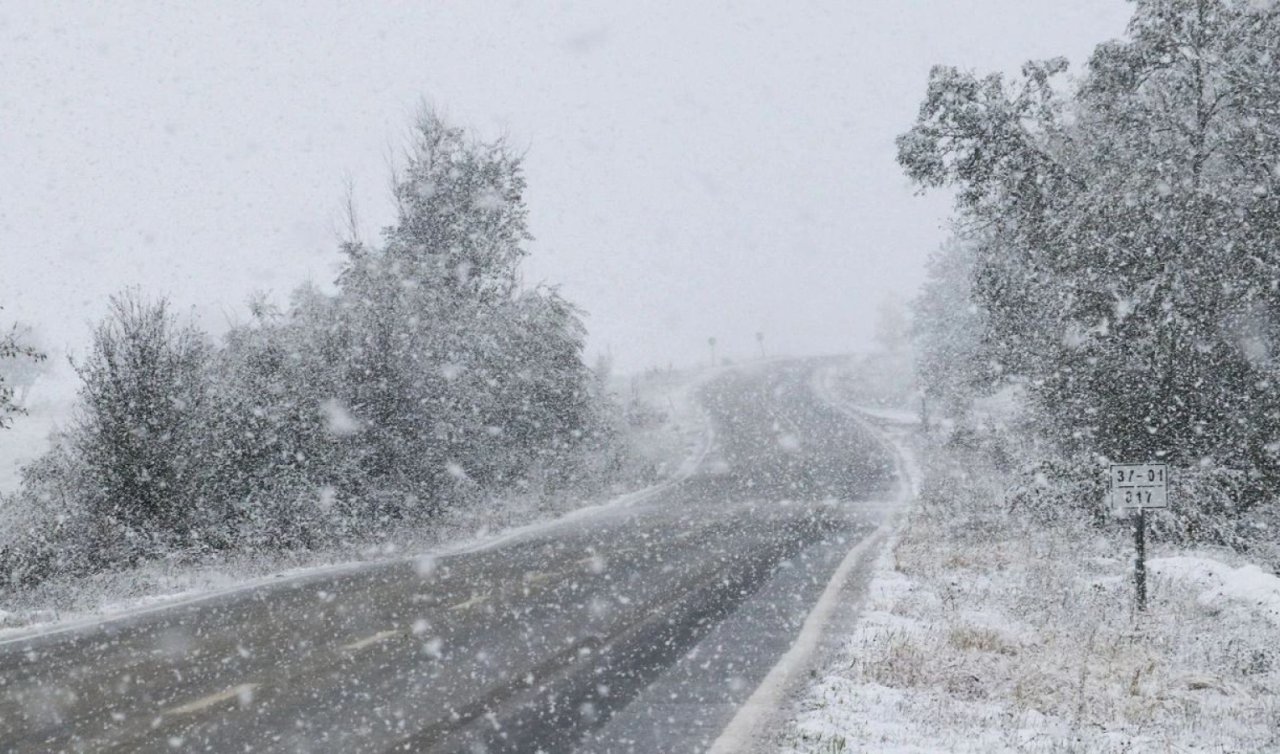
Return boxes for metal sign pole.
[1134,507,1147,612]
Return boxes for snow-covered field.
[779,424,1280,753]
[0,366,716,639]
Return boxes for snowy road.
[0,361,898,753]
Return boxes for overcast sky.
[1,0,1133,378]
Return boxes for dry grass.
[949,624,1019,656]
[782,431,1280,753]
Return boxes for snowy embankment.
[1147,556,1280,628]
[778,411,1280,752]
[0,367,717,639]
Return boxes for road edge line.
[707,364,915,754]
[706,523,892,754]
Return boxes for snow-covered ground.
[1147,556,1280,628]
[0,366,718,639]
[778,418,1280,753]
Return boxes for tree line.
[905,0,1280,552]
[1,112,627,587]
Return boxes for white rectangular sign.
[1110,463,1168,510]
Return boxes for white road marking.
[707,525,890,754]
[340,629,401,652]
[165,683,257,717]
[447,593,488,611]
[708,368,914,753]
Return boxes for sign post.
[1134,507,1146,610]
[1110,463,1168,612]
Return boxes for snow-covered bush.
[0,111,629,594]
[0,442,98,589]
[68,291,215,567]
[199,288,360,551]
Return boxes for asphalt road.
[0,361,898,753]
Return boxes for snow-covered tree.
[4,110,624,584]
[490,287,600,488]
[873,295,911,354]
[327,110,606,505]
[69,292,212,563]
[911,240,999,423]
[900,0,1280,520]
[202,287,355,549]
[381,109,529,304]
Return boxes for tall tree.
[911,239,999,423]
[331,110,575,505]
[70,292,212,561]
[381,109,530,304]
[899,0,1280,512]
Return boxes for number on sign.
[1123,490,1154,506]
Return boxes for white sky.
[0,0,1133,377]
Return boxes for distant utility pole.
[708,336,717,367]
[756,331,765,359]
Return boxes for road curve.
[0,360,897,753]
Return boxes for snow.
[4,2,1280,748]
[0,365,717,643]
[1149,556,1280,627]
[319,397,362,436]
[851,405,919,425]
[778,381,1280,752]
[781,530,1280,752]
[613,363,724,481]
[711,426,907,752]
[787,546,1280,749]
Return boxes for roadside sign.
[1110,463,1168,510]
[1110,461,1168,613]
